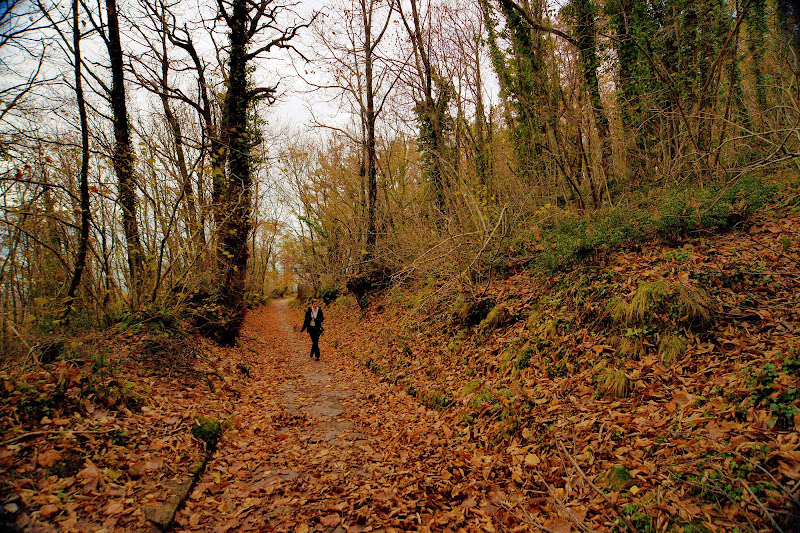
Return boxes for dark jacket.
[301,306,324,333]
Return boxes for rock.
[143,503,176,529]
[143,476,195,529]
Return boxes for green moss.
[516,347,535,370]
[605,465,632,491]
[479,305,512,334]
[460,380,481,396]
[191,416,222,452]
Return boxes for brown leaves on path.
[174,299,526,532]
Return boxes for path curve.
[173,299,510,532]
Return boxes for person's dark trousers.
[309,328,321,360]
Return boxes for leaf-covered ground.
[3,300,539,531]
[327,209,800,532]
[2,209,800,532]
[0,325,242,531]
[172,299,532,531]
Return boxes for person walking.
[300,298,325,361]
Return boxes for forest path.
[172,299,502,532]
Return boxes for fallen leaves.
[36,449,61,468]
[327,211,800,531]
[3,212,799,532]
[0,331,242,531]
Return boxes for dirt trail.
[173,300,505,532]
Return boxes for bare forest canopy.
[1,0,799,351]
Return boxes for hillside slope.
[327,207,800,532]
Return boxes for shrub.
[523,175,775,271]
[655,176,776,237]
[317,284,341,304]
[113,304,182,335]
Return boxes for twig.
[535,470,599,533]
[1,428,116,447]
[498,500,560,533]
[557,440,640,533]
[741,479,785,533]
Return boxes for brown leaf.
[77,461,102,491]
[39,503,61,519]
[37,449,61,468]
[320,513,340,527]
[524,453,541,467]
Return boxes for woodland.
[1,0,800,530]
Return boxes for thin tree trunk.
[157,32,201,251]
[363,0,378,260]
[63,0,91,321]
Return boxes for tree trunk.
[64,0,91,320]
[573,0,609,206]
[106,0,144,298]
[363,0,378,260]
[401,0,447,214]
[157,32,202,251]
[217,0,252,329]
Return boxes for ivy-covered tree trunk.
[106,0,145,298]
[483,0,549,185]
[748,0,768,117]
[399,0,450,215]
[571,0,609,206]
[498,0,548,183]
[217,0,252,336]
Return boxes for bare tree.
[62,0,91,320]
[306,0,398,264]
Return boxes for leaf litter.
[327,210,800,532]
[1,209,799,532]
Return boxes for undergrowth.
[511,176,776,271]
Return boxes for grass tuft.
[659,334,687,365]
[675,281,712,325]
[627,279,671,324]
[598,369,631,398]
